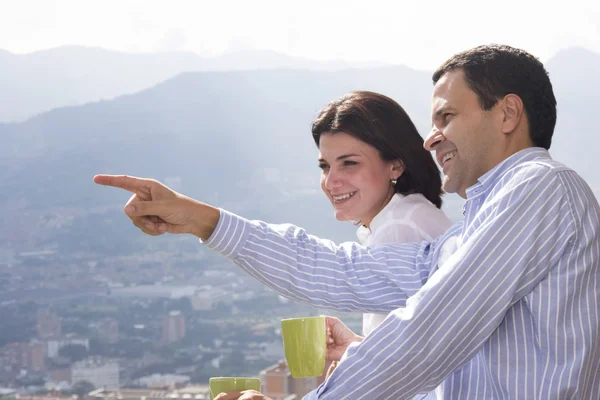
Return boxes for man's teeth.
[442,151,457,164]
[333,191,356,201]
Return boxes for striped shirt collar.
[465,147,551,201]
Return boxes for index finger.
[93,174,154,193]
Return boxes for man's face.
[424,70,500,198]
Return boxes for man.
[95,44,600,399]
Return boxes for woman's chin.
[333,211,355,222]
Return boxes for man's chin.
[441,178,458,194]
[442,179,468,198]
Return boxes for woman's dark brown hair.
[312,91,443,208]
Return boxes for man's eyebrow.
[433,106,456,118]
[432,106,458,125]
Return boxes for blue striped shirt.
[204,148,600,399]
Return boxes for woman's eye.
[343,160,357,166]
[318,163,329,170]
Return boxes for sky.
[1,0,599,70]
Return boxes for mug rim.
[209,377,261,381]
[281,316,325,322]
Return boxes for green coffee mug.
[208,377,261,400]
[281,316,326,378]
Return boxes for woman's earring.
[391,179,397,185]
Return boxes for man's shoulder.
[501,154,572,185]
[517,152,569,171]
[490,155,597,214]
[482,155,578,204]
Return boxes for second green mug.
[208,377,261,400]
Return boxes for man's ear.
[500,94,524,135]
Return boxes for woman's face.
[318,132,402,227]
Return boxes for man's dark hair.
[433,44,557,149]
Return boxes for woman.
[314,91,452,340]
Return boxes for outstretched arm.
[94,173,440,313]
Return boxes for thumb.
[124,200,169,217]
[325,316,339,328]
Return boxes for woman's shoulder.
[387,193,453,234]
[386,193,441,216]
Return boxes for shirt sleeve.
[204,208,440,313]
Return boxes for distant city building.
[161,311,186,344]
[48,368,72,386]
[27,341,46,371]
[260,361,290,399]
[89,385,211,400]
[71,358,119,389]
[37,310,62,339]
[15,394,74,400]
[0,342,26,369]
[47,337,90,358]
[259,360,323,400]
[135,373,190,389]
[0,341,45,371]
[90,388,168,400]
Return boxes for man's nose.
[424,127,445,151]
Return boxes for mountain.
[0,46,387,123]
[0,65,433,254]
[0,48,597,256]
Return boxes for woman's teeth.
[333,191,357,201]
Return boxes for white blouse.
[357,193,453,336]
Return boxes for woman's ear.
[390,160,405,181]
